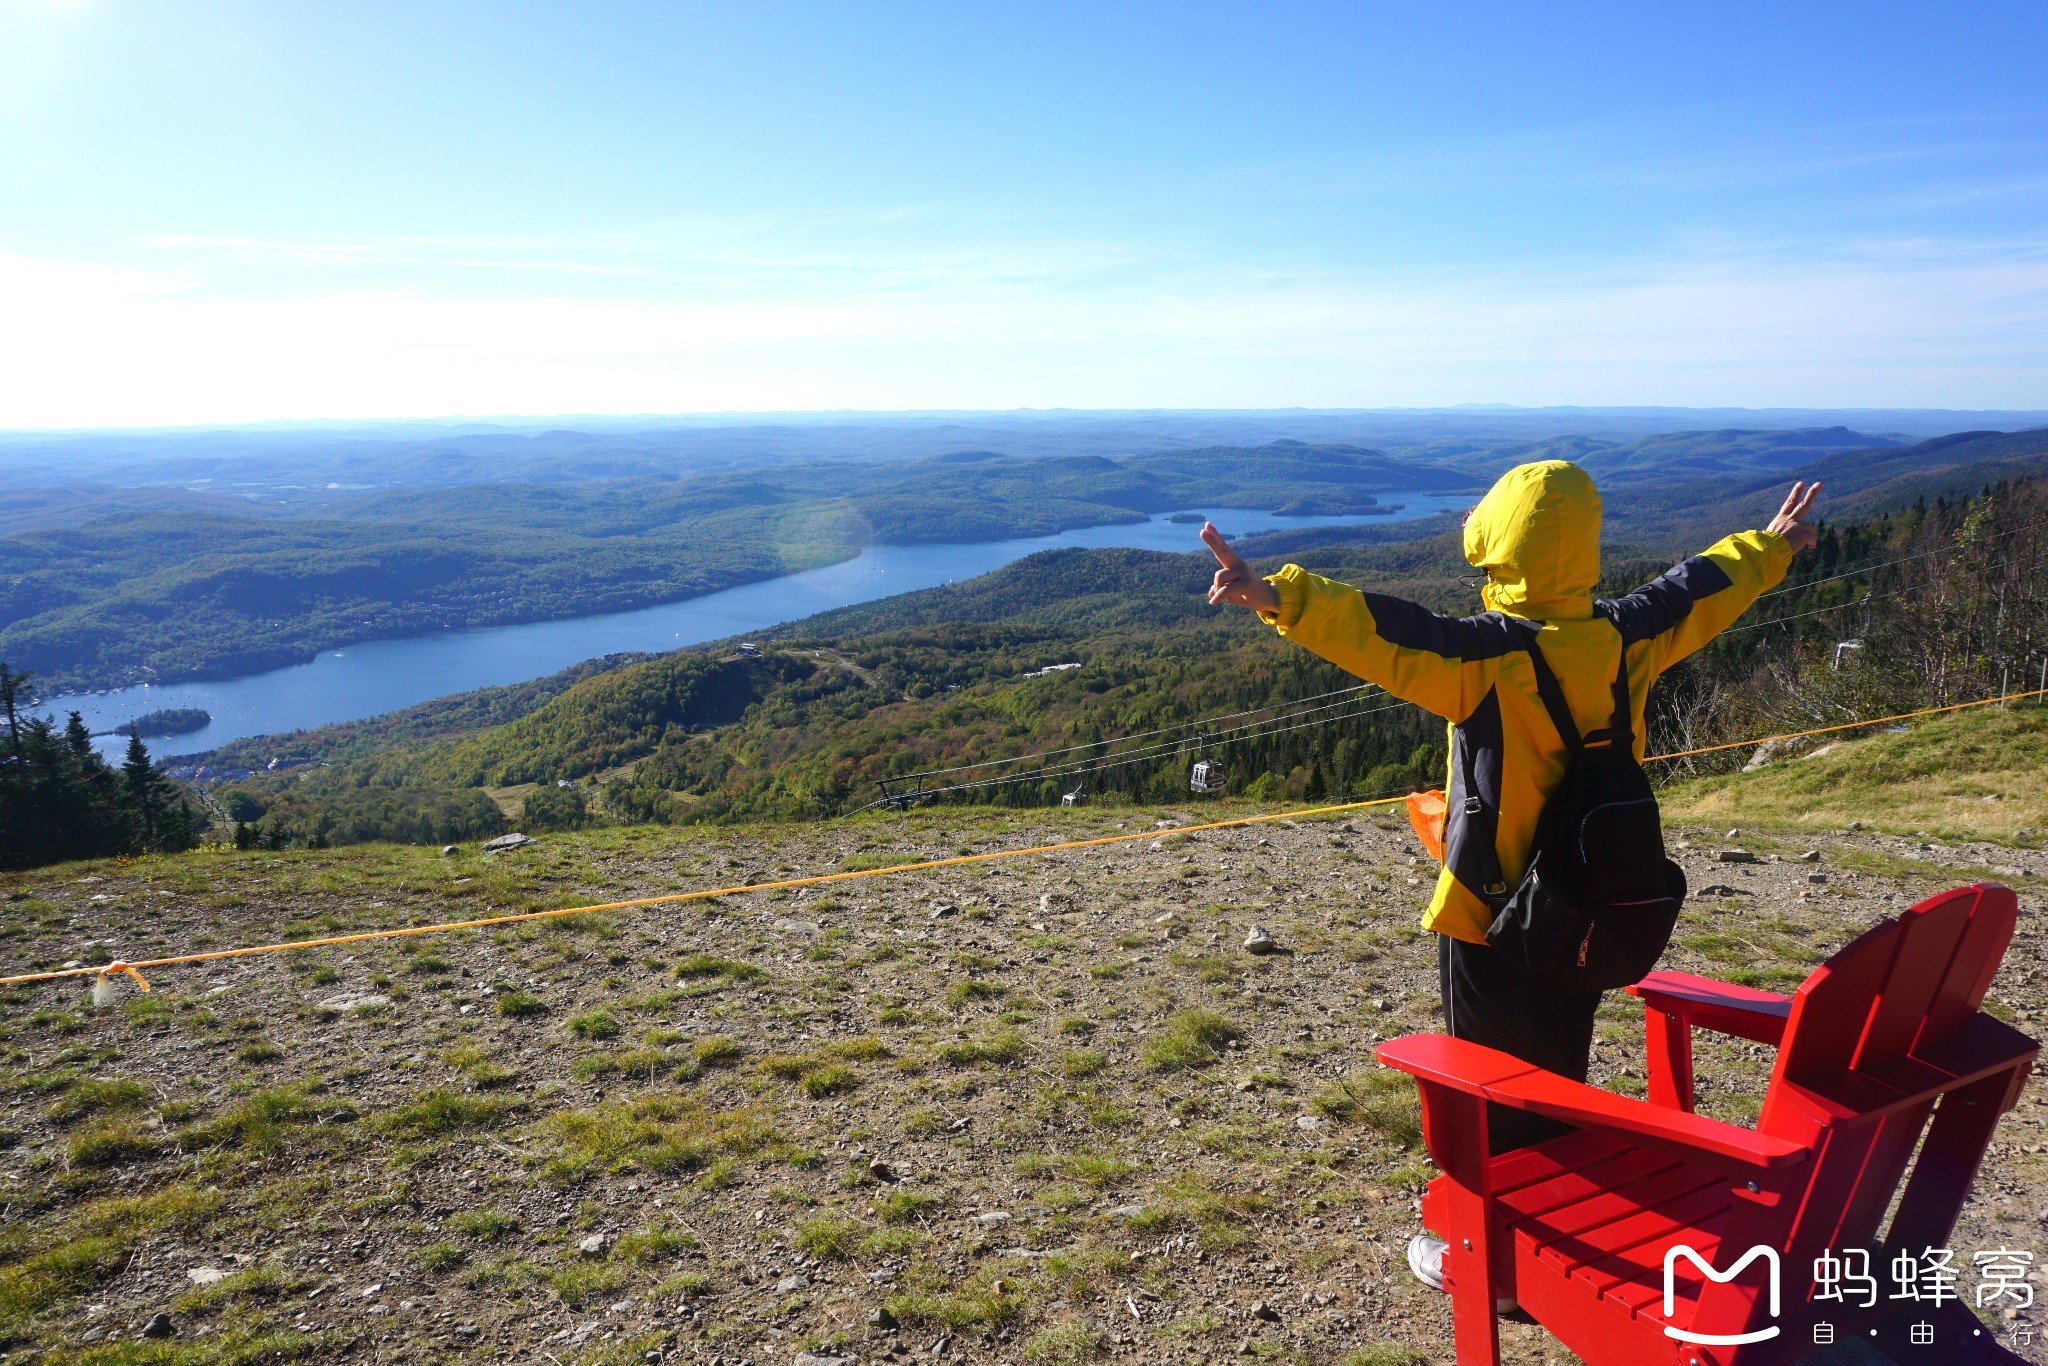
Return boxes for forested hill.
[10,424,2045,694]
[1602,427,2048,543]
[196,466,2048,849]
[207,451,2048,852]
[0,442,1472,693]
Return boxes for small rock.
[1250,1301,1282,1322]
[776,1273,810,1294]
[187,1267,225,1286]
[142,1312,174,1340]
[773,918,822,936]
[969,1211,1012,1226]
[1799,849,1821,862]
[317,994,390,1014]
[577,1234,611,1258]
[1295,1114,1322,1131]
[453,1323,479,1338]
[867,1158,898,1183]
[929,903,958,919]
[481,832,535,853]
[1243,926,1278,954]
[1713,849,1758,864]
[361,1282,383,1298]
[1807,872,1829,885]
[1725,828,1741,838]
[441,844,460,857]
[1847,820,1863,831]
[869,1305,899,1330]
[793,1353,857,1366]
[1108,1204,1147,1219]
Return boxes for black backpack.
[1482,615,1686,992]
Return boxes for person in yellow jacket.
[1204,459,1821,1295]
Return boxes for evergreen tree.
[0,663,28,760]
[0,662,200,869]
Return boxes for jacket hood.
[1462,460,1601,619]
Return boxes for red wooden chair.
[1378,883,2037,1366]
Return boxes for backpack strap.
[1522,610,1634,753]
[1589,603,1634,748]
[1520,627,1584,754]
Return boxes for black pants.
[1438,933,1603,1155]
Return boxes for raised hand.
[1766,480,1824,553]
[1203,521,1280,614]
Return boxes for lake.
[46,498,1470,760]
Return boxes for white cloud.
[1,231,2044,428]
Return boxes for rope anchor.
[90,961,152,1007]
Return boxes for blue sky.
[2,1,2045,426]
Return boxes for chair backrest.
[1755,883,2019,1267]
[1765,883,2018,1089]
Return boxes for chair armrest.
[1628,970,1792,1045]
[1377,1033,1810,1177]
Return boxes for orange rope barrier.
[0,796,1410,990]
[5,685,2041,995]
[1642,686,2048,763]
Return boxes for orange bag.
[1405,789,1447,862]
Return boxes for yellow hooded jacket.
[1259,460,1791,944]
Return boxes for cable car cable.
[884,680,1381,785]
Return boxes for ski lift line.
[1719,592,1889,635]
[1721,579,1957,635]
[1751,512,2048,603]
[874,696,1420,804]
[870,688,1398,803]
[850,699,1409,811]
[845,695,1415,813]
[8,684,2046,995]
[886,681,1382,784]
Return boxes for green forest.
[196,474,2048,850]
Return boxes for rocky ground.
[1,804,2044,1365]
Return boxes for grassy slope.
[0,804,2041,1364]
[1663,701,2048,842]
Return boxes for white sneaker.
[1407,1234,1448,1291]
[1407,1233,1524,1316]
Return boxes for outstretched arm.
[1607,481,1824,675]
[1202,522,1498,722]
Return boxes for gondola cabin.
[1188,760,1226,794]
